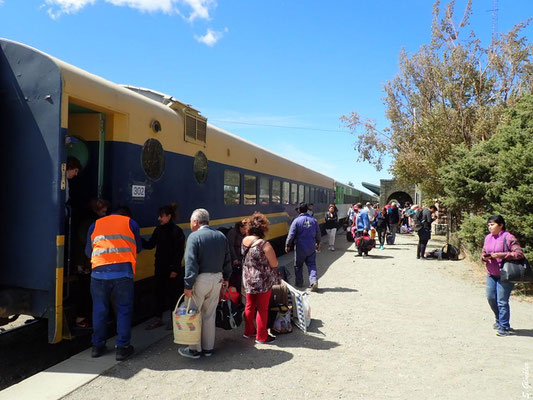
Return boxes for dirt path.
[64,232,533,400]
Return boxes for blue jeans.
[294,251,317,286]
[486,275,514,330]
[91,277,134,347]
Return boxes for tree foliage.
[341,0,532,197]
[440,94,533,258]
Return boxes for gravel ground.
[63,232,533,400]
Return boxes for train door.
[63,103,108,331]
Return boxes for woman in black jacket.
[143,203,185,330]
[325,204,338,251]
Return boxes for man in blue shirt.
[355,203,370,238]
[286,203,321,292]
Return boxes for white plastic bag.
[283,280,311,333]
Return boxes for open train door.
[62,106,108,336]
[0,39,65,343]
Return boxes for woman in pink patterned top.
[242,212,279,344]
[481,215,524,337]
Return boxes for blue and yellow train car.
[0,39,338,343]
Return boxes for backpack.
[356,235,376,252]
[375,213,387,229]
[271,283,289,306]
[441,244,460,261]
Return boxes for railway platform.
[2,231,533,400]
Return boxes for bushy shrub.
[442,94,533,260]
[456,213,490,258]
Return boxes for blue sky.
[1,0,531,193]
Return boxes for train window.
[224,170,240,205]
[290,183,297,204]
[310,187,315,203]
[298,184,304,203]
[259,176,270,205]
[305,186,310,203]
[272,180,281,204]
[244,174,257,205]
[193,151,208,184]
[142,138,165,180]
[282,181,290,205]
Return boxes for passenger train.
[0,39,375,343]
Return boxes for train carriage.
[1,39,342,343]
[335,182,377,223]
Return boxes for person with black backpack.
[387,202,400,244]
[374,206,388,250]
[415,205,437,259]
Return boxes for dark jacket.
[388,207,400,224]
[420,208,434,230]
[142,223,185,273]
[184,225,232,290]
[286,213,321,255]
[324,211,338,229]
[226,227,244,265]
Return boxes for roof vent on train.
[121,85,207,145]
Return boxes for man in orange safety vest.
[85,206,142,361]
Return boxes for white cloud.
[44,0,216,20]
[195,27,227,46]
[45,0,95,18]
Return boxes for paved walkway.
[5,232,533,399]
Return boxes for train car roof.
[1,38,336,187]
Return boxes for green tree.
[440,94,533,257]
[341,0,532,197]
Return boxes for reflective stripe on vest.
[90,214,137,274]
[92,234,137,246]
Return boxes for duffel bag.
[216,288,243,330]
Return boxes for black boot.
[91,345,106,358]
[116,345,134,361]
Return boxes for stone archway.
[386,191,413,206]
[380,178,423,207]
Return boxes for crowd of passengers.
[65,157,522,362]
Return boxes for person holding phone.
[481,215,524,337]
